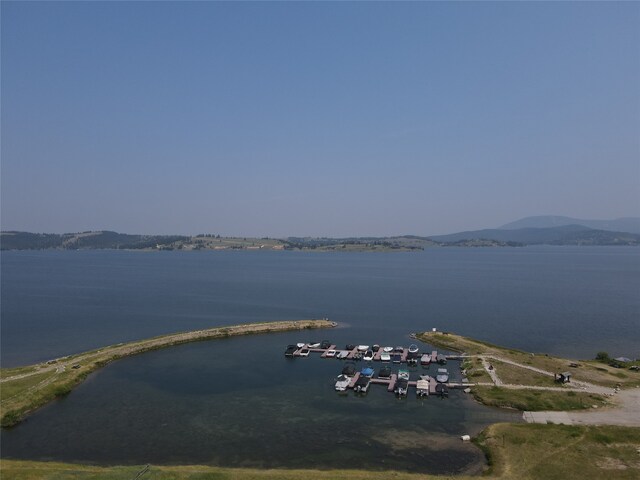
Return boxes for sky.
[2,1,639,237]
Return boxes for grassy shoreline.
[3,424,639,479]
[0,319,335,428]
[416,331,640,412]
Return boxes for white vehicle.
[297,343,306,348]
[325,349,337,358]
[308,342,321,348]
[357,345,369,352]
[380,352,391,362]
[336,351,350,359]
[383,346,394,353]
[363,350,374,361]
[408,344,419,354]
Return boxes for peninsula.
[2,326,639,479]
[0,319,335,428]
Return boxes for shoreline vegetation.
[3,424,639,479]
[0,319,335,428]
[417,331,640,412]
[3,225,639,252]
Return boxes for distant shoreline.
[3,225,639,252]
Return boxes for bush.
[595,351,610,362]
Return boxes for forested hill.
[0,231,190,251]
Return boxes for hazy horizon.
[2,2,639,237]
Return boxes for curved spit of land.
[0,319,335,427]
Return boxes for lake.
[1,247,638,472]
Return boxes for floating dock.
[288,342,465,395]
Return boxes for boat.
[437,354,447,365]
[392,353,402,363]
[435,383,449,397]
[398,369,410,381]
[436,368,449,383]
[342,363,356,376]
[299,348,310,357]
[308,342,321,348]
[407,356,418,366]
[408,344,419,354]
[378,366,392,378]
[363,350,374,361]
[353,375,371,393]
[420,353,431,366]
[357,345,369,352]
[325,349,337,358]
[297,342,306,348]
[360,367,374,377]
[380,352,391,362]
[336,351,350,359]
[284,344,297,357]
[394,346,404,353]
[335,374,350,391]
[345,344,356,351]
[416,377,430,397]
[383,346,393,353]
[320,340,331,349]
[395,378,408,397]
[372,344,380,352]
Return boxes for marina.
[287,341,468,397]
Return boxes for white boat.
[325,349,337,358]
[357,345,369,352]
[297,343,306,348]
[336,351,349,359]
[398,369,410,381]
[363,350,374,361]
[335,374,350,391]
[383,346,393,353]
[436,368,449,383]
[416,378,430,397]
[420,353,431,366]
[408,344,419,354]
[308,342,321,348]
[380,352,391,362]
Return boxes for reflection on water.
[1,332,520,473]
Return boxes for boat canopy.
[361,367,374,377]
[416,380,430,390]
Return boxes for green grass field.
[3,424,639,480]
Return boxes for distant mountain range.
[429,216,640,246]
[2,216,639,250]
[499,215,640,234]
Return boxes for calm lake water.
[1,247,638,471]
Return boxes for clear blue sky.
[2,1,638,237]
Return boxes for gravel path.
[523,387,640,427]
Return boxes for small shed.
[555,372,572,383]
